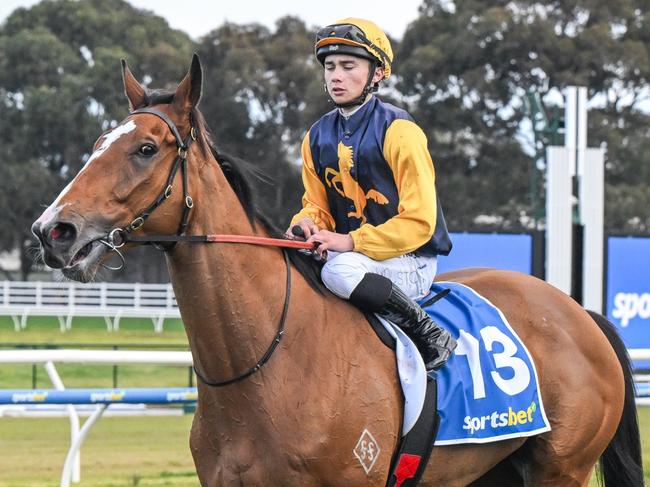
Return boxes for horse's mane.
[143,89,326,294]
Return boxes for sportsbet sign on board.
[607,236,650,357]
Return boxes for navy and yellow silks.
[292,97,451,260]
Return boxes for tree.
[398,0,650,232]
[196,16,330,225]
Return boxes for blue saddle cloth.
[419,281,551,445]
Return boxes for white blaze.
[85,120,137,167]
[36,120,138,227]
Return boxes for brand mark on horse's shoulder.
[353,428,380,474]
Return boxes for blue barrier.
[0,387,197,405]
[438,232,534,274]
[635,383,650,397]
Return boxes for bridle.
[100,107,313,387]
[104,107,196,252]
[101,108,314,255]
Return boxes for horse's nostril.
[50,226,64,240]
[48,222,77,243]
[31,221,43,240]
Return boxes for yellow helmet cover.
[315,18,393,79]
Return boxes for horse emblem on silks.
[324,142,389,223]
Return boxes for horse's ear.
[121,59,147,112]
[172,54,202,115]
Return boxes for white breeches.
[321,251,438,301]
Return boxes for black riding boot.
[349,273,457,371]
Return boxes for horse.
[31,55,642,486]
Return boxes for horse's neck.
[165,165,287,384]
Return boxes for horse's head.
[32,55,204,282]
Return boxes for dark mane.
[144,89,326,293]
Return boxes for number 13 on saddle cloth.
[411,281,551,444]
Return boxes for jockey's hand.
[286,218,318,240]
[308,230,353,258]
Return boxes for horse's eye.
[138,144,157,157]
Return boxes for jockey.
[287,18,457,371]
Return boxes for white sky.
[0,0,423,39]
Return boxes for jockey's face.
[323,54,383,105]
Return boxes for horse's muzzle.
[31,220,79,269]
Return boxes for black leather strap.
[120,108,195,241]
[386,377,439,486]
[192,249,291,387]
[132,107,187,148]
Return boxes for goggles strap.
[316,24,390,68]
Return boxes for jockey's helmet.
[315,18,393,80]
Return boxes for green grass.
[0,315,187,343]
[0,316,191,389]
[0,415,198,486]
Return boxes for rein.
[193,249,292,387]
[121,233,315,249]
[102,107,312,387]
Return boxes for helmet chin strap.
[326,61,379,109]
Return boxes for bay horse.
[32,55,642,486]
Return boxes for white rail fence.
[0,349,194,487]
[0,281,180,332]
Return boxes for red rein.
[205,235,316,250]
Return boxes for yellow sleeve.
[349,119,437,260]
[289,131,336,231]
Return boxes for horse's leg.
[523,454,594,486]
[467,440,594,487]
[467,455,524,486]
[420,439,525,486]
[521,424,610,486]
[189,404,221,486]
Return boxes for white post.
[44,361,81,484]
[576,87,588,177]
[580,147,605,312]
[546,86,604,305]
[36,282,42,307]
[565,87,578,176]
[546,146,573,295]
[60,406,107,487]
[572,85,605,313]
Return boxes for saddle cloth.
[379,281,551,444]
